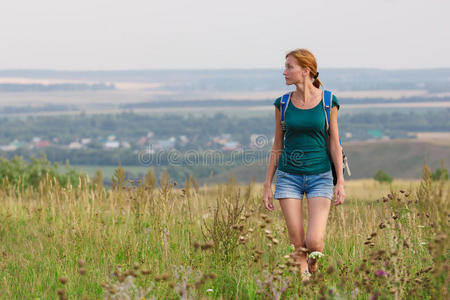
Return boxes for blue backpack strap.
[323,89,332,131]
[323,89,344,145]
[280,92,291,132]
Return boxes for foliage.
[0,154,84,190]
[374,170,393,183]
[431,160,448,181]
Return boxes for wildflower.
[309,251,324,260]
[206,288,213,293]
[374,270,388,277]
[301,270,312,282]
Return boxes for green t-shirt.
[273,92,340,175]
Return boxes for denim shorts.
[273,169,334,200]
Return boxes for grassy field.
[0,162,448,299]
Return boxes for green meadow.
[0,162,448,299]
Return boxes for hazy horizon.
[2,67,450,72]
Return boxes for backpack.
[279,90,351,185]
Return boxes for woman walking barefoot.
[262,48,346,280]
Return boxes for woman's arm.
[262,107,284,211]
[264,107,284,188]
[329,105,346,205]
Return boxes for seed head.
[78,259,86,267]
[161,272,171,281]
[130,270,139,277]
[142,269,151,275]
[58,277,68,284]
[79,268,86,276]
[193,241,200,250]
[57,288,66,296]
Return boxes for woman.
[262,48,346,280]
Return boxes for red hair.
[286,49,323,88]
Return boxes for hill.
[204,140,450,184]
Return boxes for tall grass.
[0,162,448,299]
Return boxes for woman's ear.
[302,67,310,78]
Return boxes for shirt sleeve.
[332,94,340,110]
[273,97,282,111]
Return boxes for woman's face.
[283,55,307,85]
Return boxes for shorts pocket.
[276,169,290,179]
[318,170,333,179]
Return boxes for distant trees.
[374,170,393,184]
[0,154,84,190]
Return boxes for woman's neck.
[293,82,316,105]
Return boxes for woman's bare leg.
[306,197,331,272]
[278,198,308,274]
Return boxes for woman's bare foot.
[307,251,324,274]
[291,246,309,275]
[307,257,318,273]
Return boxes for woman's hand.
[263,186,275,211]
[333,184,345,206]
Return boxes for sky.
[0,0,449,70]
